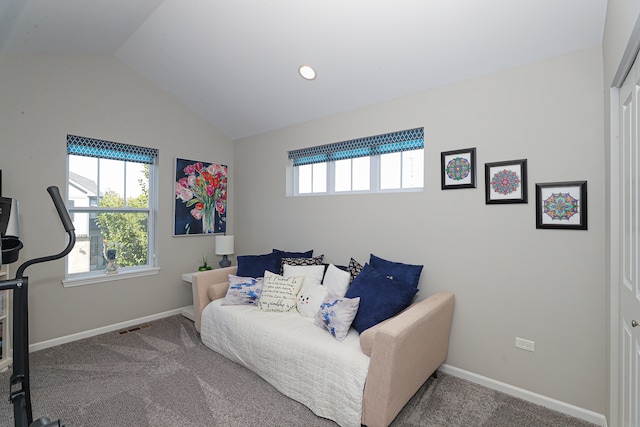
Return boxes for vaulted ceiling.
[0,1,607,140]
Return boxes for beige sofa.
[191,266,455,427]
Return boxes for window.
[380,149,424,190]
[289,127,424,195]
[298,162,327,194]
[65,135,158,285]
[335,157,370,192]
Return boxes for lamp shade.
[215,235,234,255]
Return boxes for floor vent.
[117,323,151,335]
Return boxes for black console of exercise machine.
[0,186,76,427]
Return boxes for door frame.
[610,15,640,427]
[609,85,620,427]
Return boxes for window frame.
[63,135,159,287]
[291,151,424,196]
[288,127,424,197]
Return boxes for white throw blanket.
[201,299,370,427]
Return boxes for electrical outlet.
[515,337,535,352]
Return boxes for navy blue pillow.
[236,253,281,278]
[369,254,423,288]
[345,264,418,333]
[273,250,315,274]
[272,249,313,258]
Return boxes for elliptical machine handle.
[46,186,75,233]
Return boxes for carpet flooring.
[0,315,597,427]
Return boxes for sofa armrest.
[361,291,455,427]
[191,266,237,332]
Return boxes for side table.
[181,272,197,321]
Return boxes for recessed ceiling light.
[298,65,316,80]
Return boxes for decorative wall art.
[441,148,477,189]
[535,181,587,230]
[485,159,528,204]
[174,158,228,236]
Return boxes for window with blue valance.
[288,127,424,166]
[65,134,159,285]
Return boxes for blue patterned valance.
[67,135,158,164]
[288,127,424,166]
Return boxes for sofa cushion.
[315,291,360,341]
[257,271,304,312]
[221,275,264,306]
[236,252,280,278]
[296,281,328,317]
[345,264,418,333]
[358,324,376,357]
[369,253,423,287]
[207,281,231,302]
[322,263,351,297]
[283,264,325,286]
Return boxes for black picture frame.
[174,158,228,236]
[485,159,528,204]
[441,148,477,189]
[535,181,588,230]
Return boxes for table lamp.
[215,235,234,268]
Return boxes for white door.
[619,50,640,427]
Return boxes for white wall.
[234,47,606,413]
[0,54,234,343]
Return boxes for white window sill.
[62,266,160,288]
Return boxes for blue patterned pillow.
[314,291,360,341]
[345,264,418,333]
[369,254,423,287]
[347,257,364,283]
[236,252,281,278]
[221,275,264,305]
[280,255,324,274]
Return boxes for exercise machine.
[0,186,76,427]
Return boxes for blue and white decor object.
[222,275,264,306]
[315,291,360,341]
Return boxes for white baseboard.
[439,364,608,427]
[29,308,184,352]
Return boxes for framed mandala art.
[535,181,587,230]
[484,159,528,204]
[441,148,477,189]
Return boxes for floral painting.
[174,158,227,236]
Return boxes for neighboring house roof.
[69,171,99,197]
